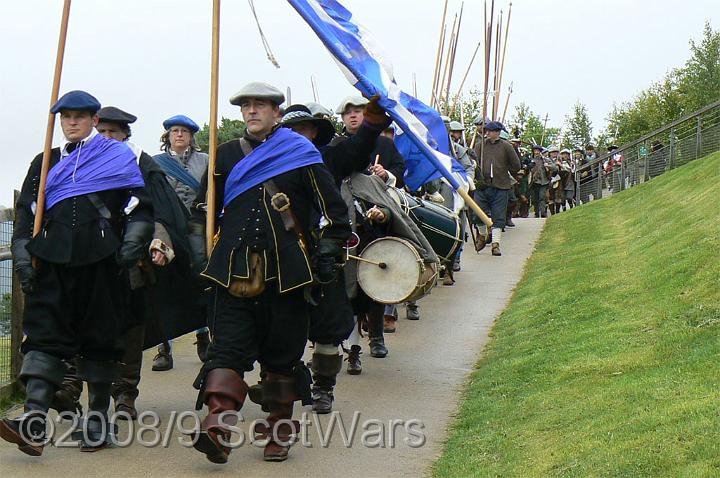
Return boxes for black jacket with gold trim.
[198,132,351,293]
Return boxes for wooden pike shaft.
[479,0,494,175]
[492,12,501,120]
[450,40,481,115]
[438,13,457,111]
[501,81,513,124]
[444,2,464,109]
[431,25,447,108]
[206,0,221,254]
[430,0,449,106]
[496,2,512,120]
[33,0,72,238]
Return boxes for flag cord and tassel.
[248,0,281,68]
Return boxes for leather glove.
[12,238,34,294]
[118,220,154,266]
[315,238,342,284]
[362,95,392,129]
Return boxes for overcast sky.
[0,0,717,206]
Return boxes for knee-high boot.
[256,373,300,462]
[192,368,248,464]
[0,351,66,456]
[75,359,120,452]
[310,346,343,414]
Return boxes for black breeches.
[21,256,127,362]
[309,275,355,346]
[206,284,310,377]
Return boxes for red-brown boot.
[254,373,300,462]
[192,368,248,464]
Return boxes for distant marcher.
[472,121,521,256]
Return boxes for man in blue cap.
[472,120,521,256]
[2,91,154,454]
[151,115,210,371]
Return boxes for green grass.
[433,153,720,477]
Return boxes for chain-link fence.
[0,213,13,387]
[576,100,720,203]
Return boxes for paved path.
[1,218,545,478]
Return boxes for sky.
[0,0,717,206]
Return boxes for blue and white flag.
[287,0,467,191]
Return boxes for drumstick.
[371,153,381,174]
[347,254,387,269]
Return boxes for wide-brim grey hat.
[336,95,368,114]
[448,120,464,131]
[281,105,336,147]
[229,82,285,106]
[305,101,333,118]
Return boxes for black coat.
[332,132,406,188]
[14,148,153,266]
[197,132,351,293]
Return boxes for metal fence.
[576,100,720,203]
[0,212,13,388]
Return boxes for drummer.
[280,102,392,410]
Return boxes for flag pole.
[206,0,221,254]
[459,190,492,227]
[33,0,72,239]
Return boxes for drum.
[387,188,462,262]
[356,237,438,304]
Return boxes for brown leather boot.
[491,243,502,256]
[383,314,397,333]
[191,368,248,464]
[255,373,299,462]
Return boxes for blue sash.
[45,134,144,210]
[224,128,323,207]
[153,152,200,191]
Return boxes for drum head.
[357,237,422,304]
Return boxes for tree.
[196,117,246,153]
[563,101,593,149]
[598,21,719,147]
[676,21,720,112]
[508,104,560,147]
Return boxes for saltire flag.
[287,0,467,191]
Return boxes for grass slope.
[434,153,720,477]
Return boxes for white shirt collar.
[61,128,98,157]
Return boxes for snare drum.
[356,237,438,304]
[387,188,462,262]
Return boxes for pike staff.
[206,0,221,253]
[33,0,72,239]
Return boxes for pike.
[33,0,72,241]
[495,2,512,121]
[430,0,449,107]
[205,0,221,253]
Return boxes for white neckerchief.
[60,128,98,182]
[60,128,98,157]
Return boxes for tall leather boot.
[192,368,248,464]
[0,351,66,456]
[310,350,343,414]
[75,359,120,452]
[112,323,145,420]
[247,364,269,412]
[368,308,388,358]
[506,201,517,227]
[52,361,83,416]
[256,373,300,462]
